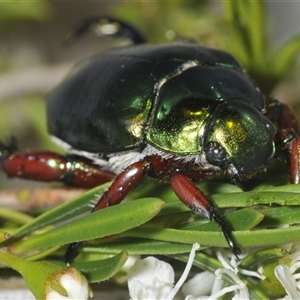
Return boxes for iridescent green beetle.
[1,17,299,262]
[48,30,274,181]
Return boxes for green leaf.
[15,197,164,252]
[245,191,300,206]
[258,206,300,228]
[212,190,300,208]
[7,183,112,242]
[271,33,300,76]
[239,247,288,271]
[84,239,193,255]
[241,1,266,68]
[0,1,52,22]
[71,251,128,283]
[0,207,33,225]
[179,208,264,231]
[122,227,226,249]
[221,1,266,69]
[236,226,300,248]
[122,211,300,249]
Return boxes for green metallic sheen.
[47,43,267,160]
[48,54,155,153]
[203,100,275,174]
[147,65,266,154]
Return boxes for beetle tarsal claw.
[209,206,240,259]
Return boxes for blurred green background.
[0,1,299,190]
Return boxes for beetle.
[1,17,300,263]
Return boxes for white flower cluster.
[127,245,250,300]
[127,242,300,300]
[275,242,300,299]
[128,243,200,300]
[181,250,250,300]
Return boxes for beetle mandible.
[1,17,300,262]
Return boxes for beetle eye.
[205,141,228,168]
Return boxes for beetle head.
[203,100,275,180]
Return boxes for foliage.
[0,1,52,23]
[113,1,300,95]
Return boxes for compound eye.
[205,141,228,168]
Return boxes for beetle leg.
[276,102,300,183]
[289,135,300,184]
[265,98,300,183]
[0,151,115,188]
[267,98,299,134]
[170,173,240,258]
[92,160,150,210]
[64,159,151,263]
[64,16,146,46]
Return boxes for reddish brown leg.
[290,136,300,184]
[275,103,300,184]
[92,160,150,210]
[65,156,240,262]
[0,151,115,188]
[265,97,299,133]
[275,101,299,133]
[266,98,300,184]
[170,173,240,258]
[64,159,151,262]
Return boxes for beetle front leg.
[64,159,151,263]
[170,173,240,258]
[92,160,150,210]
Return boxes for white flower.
[46,271,91,300]
[181,271,217,297]
[182,249,249,299]
[128,243,200,300]
[214,268,248,300]
[275,265,300,300]
[128,256,174,300]
[274,243,300,300]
